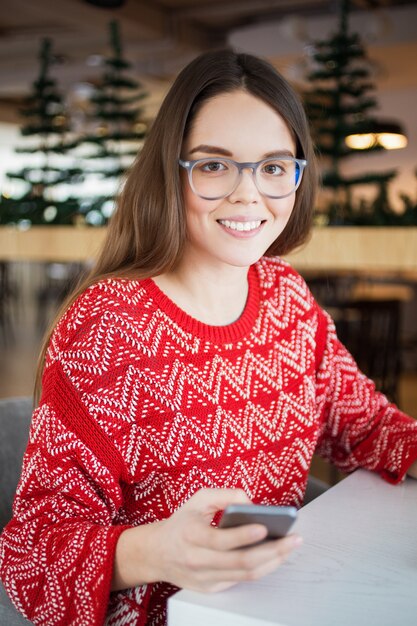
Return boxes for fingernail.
[292,535,303,547]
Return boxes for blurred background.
[0,0,416,482]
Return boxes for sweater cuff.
[378,421,417,485]
[97,524,132,626]
[380,451,417,484]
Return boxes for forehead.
[184,90,295,156]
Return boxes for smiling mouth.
[217,219,265,232]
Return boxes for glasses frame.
[179,156,307,200]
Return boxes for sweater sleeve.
[314,306,417,483]
[0,362,129,626]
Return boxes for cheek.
[270,196,296,222]
[183,184,218,224]
[183,180,203,215]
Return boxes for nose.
[227,167,259,203]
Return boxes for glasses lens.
[191,159,239,199]
[255,158,301,198]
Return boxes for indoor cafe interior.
[0,0,417,623]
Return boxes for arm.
[314,307,417,484]
[0,401,127,626]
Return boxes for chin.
[221,251,266,268]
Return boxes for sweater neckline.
[141,265,260,344]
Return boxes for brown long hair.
[35,48,318,401]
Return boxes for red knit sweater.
[1,257,417,626]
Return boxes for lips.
[217,219,263,232]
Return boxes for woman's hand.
[112,488,302,593]
[153,488,302,592]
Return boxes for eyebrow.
[189,144,232,156]
[188,144,295,158]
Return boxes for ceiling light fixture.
[345,120,408,151]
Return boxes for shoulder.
[254,256,316,311]
[254,257,331,366]
[45,277,149,362]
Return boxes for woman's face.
[180,89,297,272]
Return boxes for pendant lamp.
[345,120,408,150]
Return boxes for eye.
[261,160,286,176]
[198,160,228,174]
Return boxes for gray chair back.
[0,581,32,625]
[0,396,34,625]
[0,397,32,531]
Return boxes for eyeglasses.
[179,156,307,200]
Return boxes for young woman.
[1,49,416,626]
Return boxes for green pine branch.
[32,77,56,91]
[78,130,145,145]
[15,145,69,154]
[323,170,397,188]
[85,166,130,178]
[20,123,69,136]
[307,99,377,116]
[94,109,139,122]
[105,57,130,71]
[102,74,140,89]
[308,67,370,82]
[310,83,375,97]
[91,92,146,106]
[22,92,61,107]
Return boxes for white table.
[168,470,417,626]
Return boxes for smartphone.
[218,504,297,541]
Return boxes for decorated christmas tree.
[0,38,82,225]
[74,20,148,225]
[304,0,398,224]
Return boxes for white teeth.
[219,220,262,232]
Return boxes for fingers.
[215,524,269,550]
[187,519,268,550]
[177,533,302,593]
[197,533,302,574]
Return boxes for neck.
[153,259,250,326]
